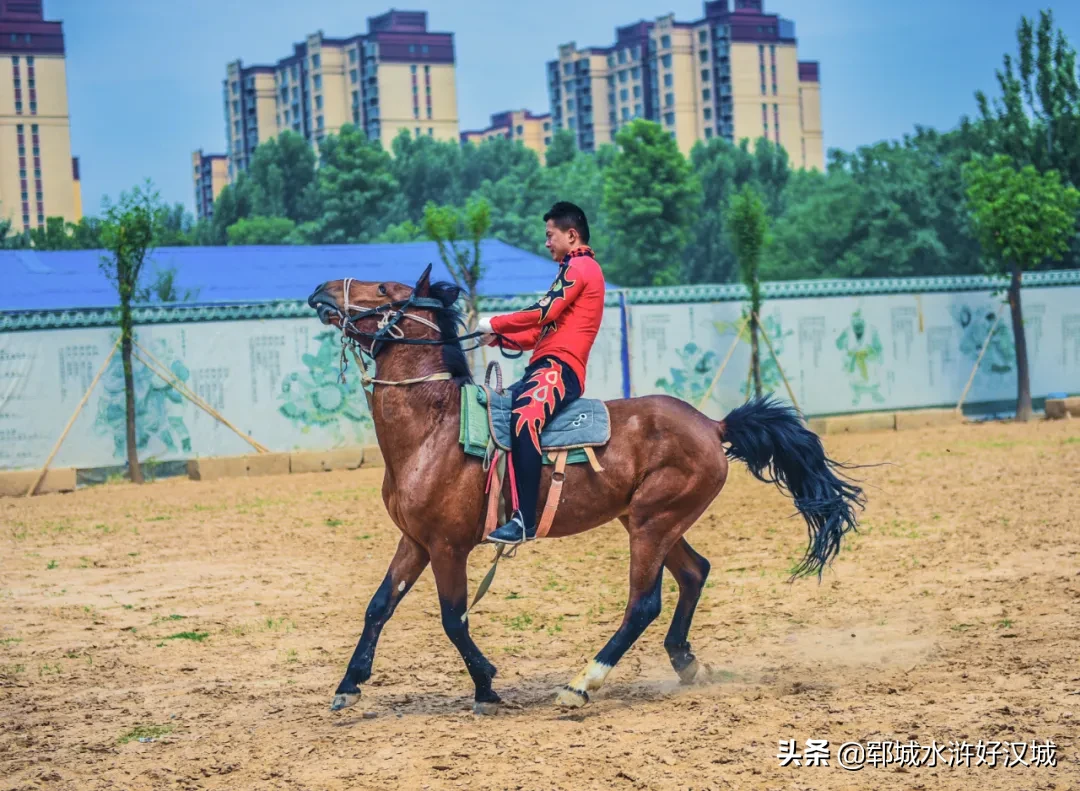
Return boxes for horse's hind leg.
[429,547,501,713]
[331,535,429,711]
[662,538,711,684]
[555,514,692,709]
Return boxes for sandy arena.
[1,419,1078,790]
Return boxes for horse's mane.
[428,281,474,386]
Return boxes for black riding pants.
[508,356,582,529]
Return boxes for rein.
[333,277,522,388]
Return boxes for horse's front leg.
[429,545,501,714]
[331,534,429,711]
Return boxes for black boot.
[485,510,536,545]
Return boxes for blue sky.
[51,0,1079,217]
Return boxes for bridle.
[331,274,521,389]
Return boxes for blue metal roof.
[0,240,562,311]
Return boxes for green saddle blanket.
[458,383,610,465]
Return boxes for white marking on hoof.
[398,581,406,593]
[554,686,589,708]
[330,692,360,712]
[472,701,500,716]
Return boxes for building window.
[618,49,627,64]
[633,85,641,98]
[516,124,524,135]
[422,45,429,54]
[703,88,711,100]
[773,103,780,142]
[563,62,572,76]
[350,69,358,83]
[620,88,628,101]
[631,66,640,79]
[315,95,323,110]
[704,107,712,120]
[665,92,674,107]
[317,115,324,130]
[664,111,675,126]
[231,81,238,95]
[699,30,708,44]
[313,74,322,90]
[427,106,432,119]
[567,98,575,110]
[634,103,642,117]
[705,127,713,139]
[701,69,710,82]
[607,54,615,68]
[661,54,672,68]
[619,70,628,84]
[544,135,551,145]
[311,53,320,69]
[543,121,550,131]
[428,127,434,136]
[621,107,630,120]
[664,73,673,87]
[660,35,671,49]
[699,49,709,63]
[409,44,416,54]
[349,49,358,63]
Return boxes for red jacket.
[489,246,606,391]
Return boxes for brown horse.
[308,267,865,713]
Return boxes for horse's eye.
[378,284,387,296]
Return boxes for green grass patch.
[0,637,22,647]
[159,631,209,643]
[118,724,174,744]
[46,560,58,570]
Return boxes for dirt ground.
[1,419,1078,791]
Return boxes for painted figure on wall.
[712,312,794,398]
[836,310,885,406]
[93,334,192,459]
[655,341,719,404]
[952,303,1014,375]
[279,330,372,446]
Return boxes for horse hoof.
[330,692,360,712]
[554,686,589,709]
[472,701,500,716]
[677,659,701,685]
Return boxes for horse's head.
[308,264,436,336]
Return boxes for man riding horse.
[477,201,605,545]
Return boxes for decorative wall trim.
[4,270,1079,332]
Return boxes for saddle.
[458,382,610,540]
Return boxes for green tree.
[306,125,398,243]
[226,215,297,245]
[972,10,1080,185]
[99,180,166,483]
[389,131,465,223]
[727,184,769,397]
[244,131,319,222]
[422,197,492,331]
[375,220,425,243]
[155,202,195,247]
[70,216,104,249]
[29,216,80,250]
[205,177,254,246]
[545,129,577,168]
[135,266,200,304]
[602,119,699,286]
[963,154,1080,421]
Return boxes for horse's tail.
[718,394,866,581]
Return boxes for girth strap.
[536,449,569,539]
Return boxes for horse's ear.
[414,263,433,297]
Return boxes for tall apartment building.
[192,150,229,222]
[547,0,823,170]
[223,10,459,180]
[461,109,552,163]
[0,0,80,232]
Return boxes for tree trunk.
[1008,263,1033,422]
[750,311,762,399]
[120,298,143,483]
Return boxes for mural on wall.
[655,341,719,404]
[836,310,886,406]
[709,311,794,398]
[952,303,1014,375]
[278,330,372,447]
[93,334,193,459]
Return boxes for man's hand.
[476,317,494,334]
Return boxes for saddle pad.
[484,386,611,452]
[458,384,608,465]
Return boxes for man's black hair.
[543,201,590,244]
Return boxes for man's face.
[544,220,576,262]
